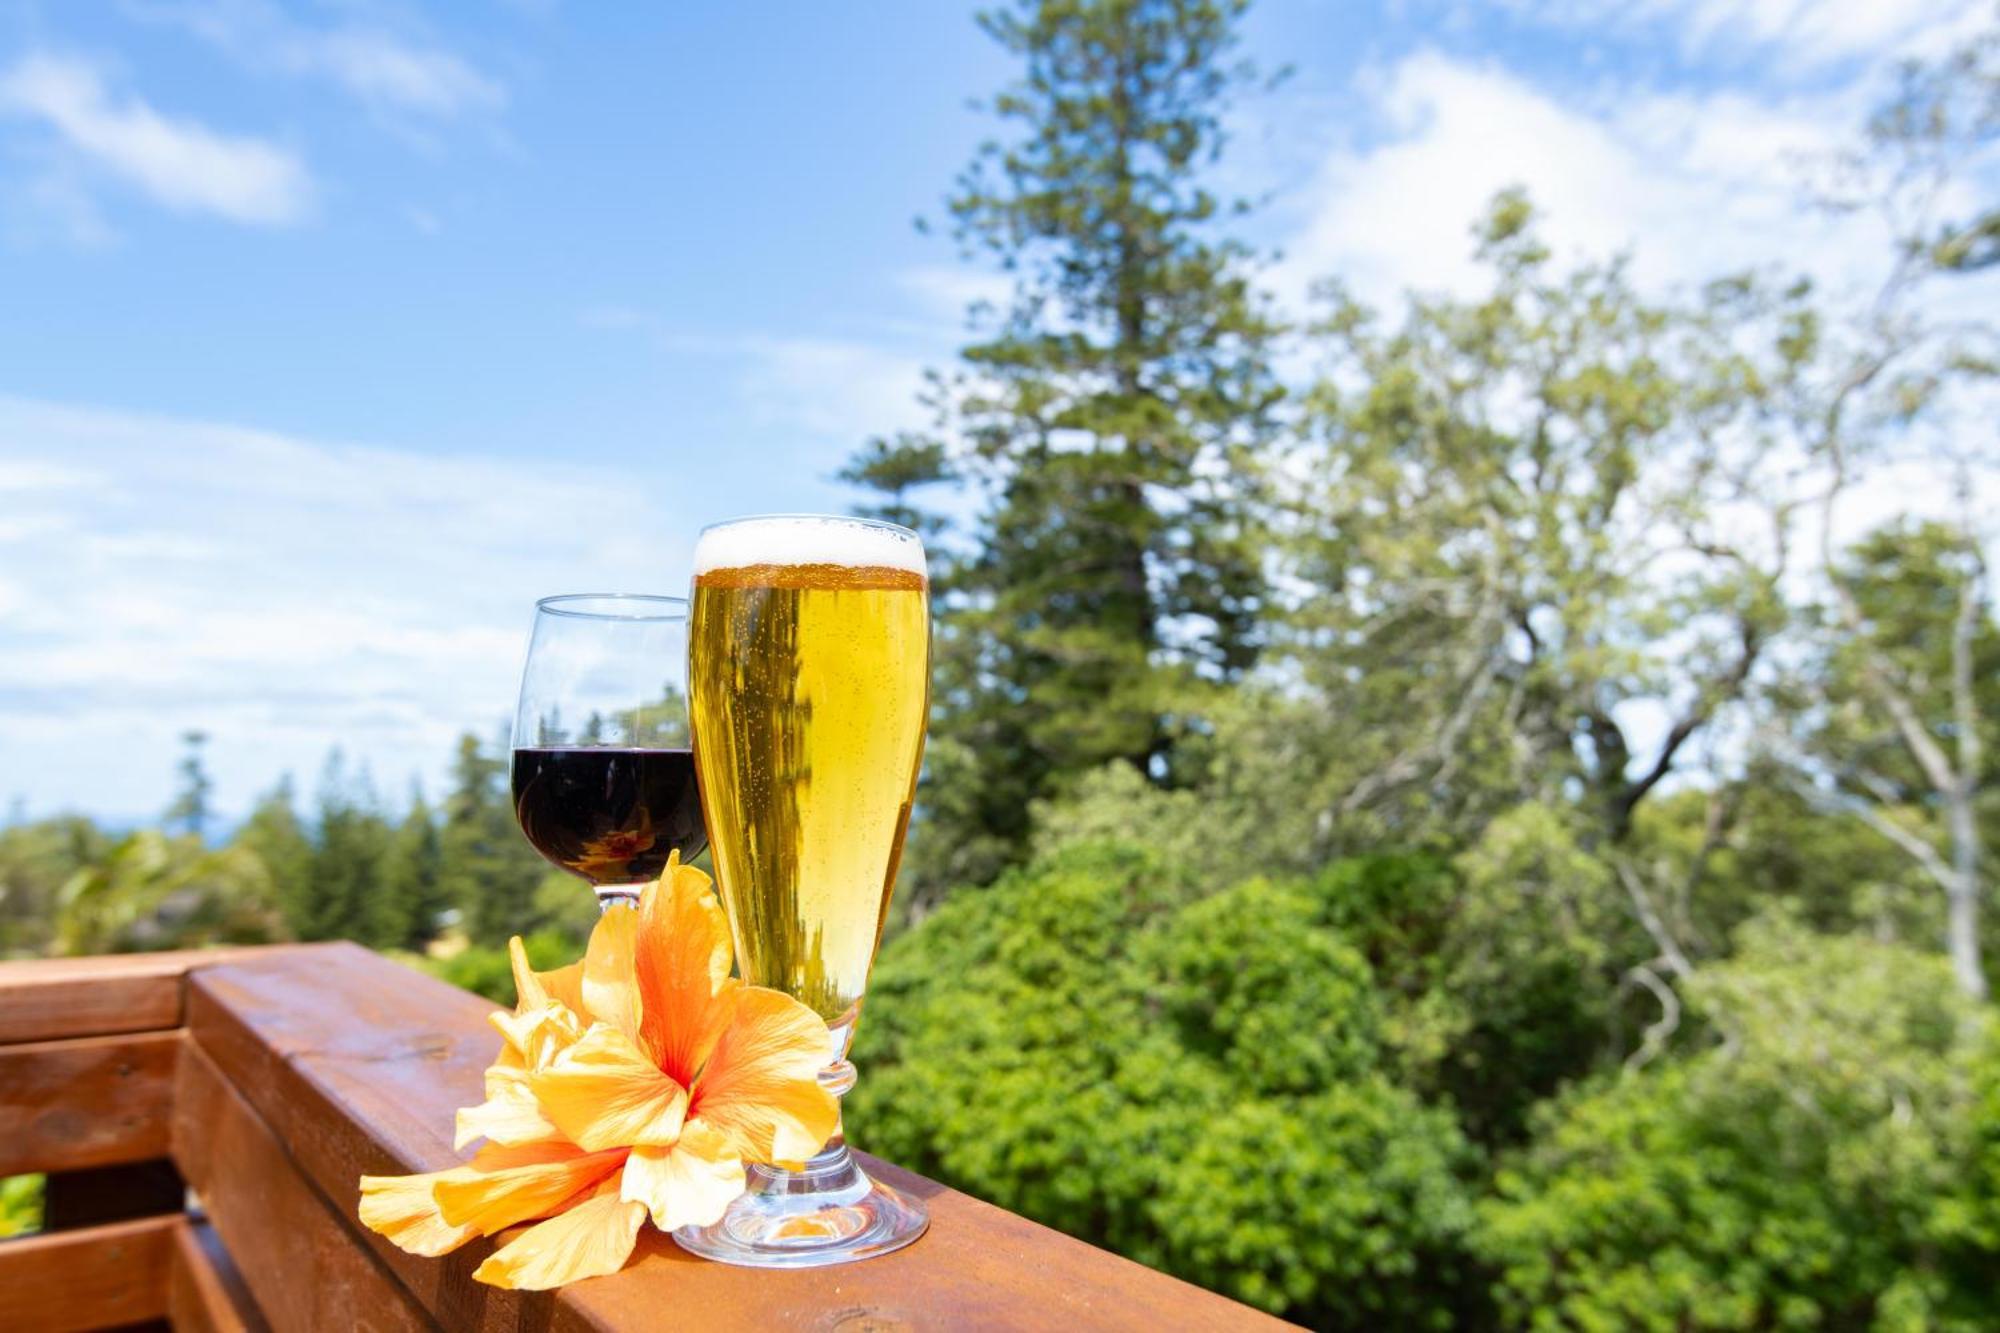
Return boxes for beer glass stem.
[673,1013,928,1266]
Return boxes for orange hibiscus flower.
[358,856,837,1290]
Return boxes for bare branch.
[1622,962,1681,1073]
[1796,771,1959,889]
[1615,859,1694,981]
[1332,574,1509,819]
[1951,536,1985,798]
[1612,622,1763,838]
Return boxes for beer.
[688,517,929,1026]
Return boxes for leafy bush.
[1295,812,1636,1146]
[411,927,581,1004]
[851,842,1481,1327]
[56,830,284,955]
[1476,921,2000,1331]
[0,1174,43,1239]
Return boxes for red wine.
[511,747,706,885]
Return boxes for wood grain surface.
[0,948,269,1044]
[172,1036,430,1333]
[0,1030,180,1176]
[0,1213,175,1333]
[167,1216,267,1333]
[186,943,1289,1332]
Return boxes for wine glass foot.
[673,1147,927,1268]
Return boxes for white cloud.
[733,335,933,442]
[133,0,504,118]
[309,30,503,116]
[1484,0,1987,72]
[0,52,313,226]
[0,397,700,822]
[587,316,937,448]
[894,266,1013,323]
[1270,51,1886,312]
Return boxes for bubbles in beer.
[689,516,930,1025]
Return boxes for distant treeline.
[0,730,595,993]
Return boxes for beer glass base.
[672,1146,928,1268]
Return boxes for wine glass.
[675,514,931,1267]
[510,594,705,912]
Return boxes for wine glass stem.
[596,884,646,913]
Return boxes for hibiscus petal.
[469,1137,594,1171]
[529,1022,689,1151]
[454,1075,559,1151]
[636,858,740,1085]
[358,1168,480,1257]
[690,986,838,1164]
[490,1002,586,1071]
[619,1122,747,1231]
[471,1194,648,1291]
[583,902,643,1042]
[433,1147,628,1235]
[509,936,586,1017]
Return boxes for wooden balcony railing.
[0,944,1283,1332]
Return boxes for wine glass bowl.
[510,594,704,909]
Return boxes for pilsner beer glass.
[675,514,931,1267]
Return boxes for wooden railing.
[0,944,1283,1331]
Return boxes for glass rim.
[695,512,921,541]
[533,593,689,622]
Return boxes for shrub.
[1475,921,2000,1331]
[851,841,1479,1327]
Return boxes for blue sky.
[0,0,1988,824]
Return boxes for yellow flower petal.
[454,1070,559,1152]
[358,1168,481,1257]
[433,1146,628,1236]
[469,1138,589,1171]
[471,1193,648,1291]
[529,1022,689,1151]
[490,1002,586,1071]
[637,857,740,1087]
[582,902,643,1043]
[619,1122,746,1231]
[690,986,838,1164]
[509,936,586,1016]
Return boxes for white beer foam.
[694,515,927,576]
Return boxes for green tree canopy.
[1477,919,1999,1330]
[852,842,1482,1326]
[849,0,1285,901]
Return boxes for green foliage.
[237,777,314,934]
[854,842,1480,1327]
[1281,194,1800,855]
[1476,922,1999,1330]
[162,729,212,840]
[1147,879,1383,1093]
[442,733,547,946]
[1427,805,1639,1141]
[414,928,578,1005]
[56,829,282,954]
[0,1174,43,1240]
[294,752,395,945]
[379,787,449,951]
[854,0,1284,904]
[0,815,110,957]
